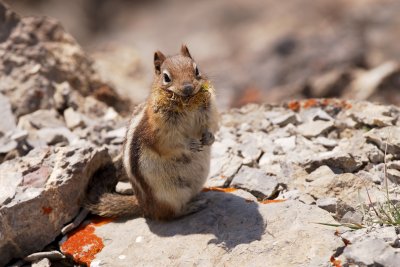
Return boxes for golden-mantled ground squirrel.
[88,45,219,220]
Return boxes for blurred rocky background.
[5,0,400,110]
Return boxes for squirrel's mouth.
[173,87,202,100]
[164,84,206,102]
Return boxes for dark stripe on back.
[130,109,154,204]
[129,108,176,219]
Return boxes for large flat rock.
[64,191,342,267]
[0,144,111,265]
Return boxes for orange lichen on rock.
[287,100,300,112]
[41,206,52,215]
[302,98,318,109]
[341,100,352,109]
[60,218,111,266]
[202,187,237,193]
[330,256,342,267]
[287,98,354,113]
[260,199,286,204]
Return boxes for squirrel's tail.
[86,193,142,218]
[85,157,141,218]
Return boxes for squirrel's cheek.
[167,86,180,96]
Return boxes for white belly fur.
[139,147,210,212]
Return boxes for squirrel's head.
[153,45,206,98]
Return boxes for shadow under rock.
[146,191,266,250]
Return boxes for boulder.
[0,145,111,265]
[0,1,129,117]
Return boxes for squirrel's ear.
[181,44,192,59]
[154,51,166,74]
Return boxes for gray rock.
[365,126,400,158]
[36,127,78,146]
[258,153,283,176]
[0,93,16,135]
[341,226,399,245]
[346,61,400,101]
[64,107,85,129]
[269,111,299,127]
[305,165,334,182]
[0,4,128,117]
[316,197,337,213]
[81,96,114,118]
[304,150,363,173]
[115,181,133,195]
[340,211,363,224]
[24,251,65,262]
[339,134,384,166]
[336,114,358,129]
[10,129,28,142]
[342,238,400,267]
[104,127,127,144]
[274,136,296,153]
[231,166,278,199]
[366,143,385,164]
[32,258,51,267]
[347,101,396,127]
[305,172,381,210]
[356,170,382,184]
[207,154,242,187]
[251,131,274,153]
[74,195,342,267]
[279,190,316,205]
[299,108,333,122]
[18,109,65,131]
[314,137,338,148]
[297,120,334,138]
[211,140,230,158]
[238,122,251,133]
[238,139,262,164]
[0,145,111,265]
[387,168,400,183]
[388,160,400,170]
[298,193,316,205]
[103,107,120,121]
[0,137,18,154]
[0,172,23,204]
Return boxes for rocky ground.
[1,2,400,267]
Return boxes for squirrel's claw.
[189,139,203,152]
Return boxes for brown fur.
[87,193,142,218]
[87,45,219,220]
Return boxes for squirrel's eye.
[194,63,200,77]
[163,72,171,84]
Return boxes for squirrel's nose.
[182,83,194,96]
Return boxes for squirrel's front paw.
[189,139,203,152]
[201,131,215,146]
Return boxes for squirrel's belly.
[139,148,211,210]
